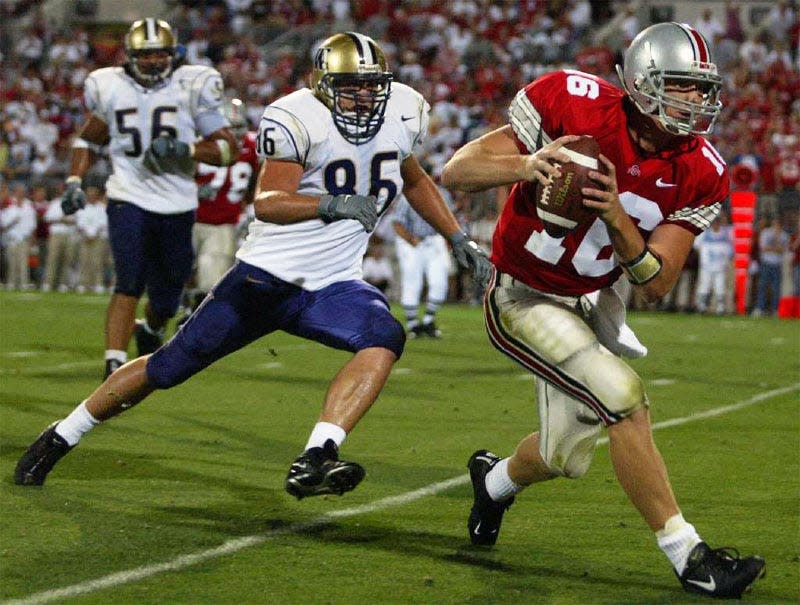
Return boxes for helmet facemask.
[617,23,724,136]
[317,72,392,145]
[125,18,177,88]
[629,62,722,135]
[311,32,393,145]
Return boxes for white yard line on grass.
[0,361,98,375]
[0,344,319,376]
[5,383,799,605]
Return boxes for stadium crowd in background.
[1,0,798,315]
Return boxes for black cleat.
[407,324,424,339]
[104,358,123,380]
[467,449,514,546]
[14,422,74,486]
[421,321,442,338]
[285,439,365,499]
[677,542,766,599]
[134,319,163,356]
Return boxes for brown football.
[535,136,605,238]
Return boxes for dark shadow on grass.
[292,521,679,597]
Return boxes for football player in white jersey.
[15,32,491,501]
[57,18,238,380]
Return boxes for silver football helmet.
[224,98,249,138]
[310,32,392,145]
[616,22,722,135]
[125,18,177,88]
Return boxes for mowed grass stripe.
[5,383,796,605]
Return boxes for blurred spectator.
[575,41,615,79]
[41,184,77,292]
[226,0,254,35]
[730,139,763,191]
[775,136,800,194]
[764,0,796,45]
[29,183,49,285]
[661,248,698,314]
[1,183,36,289]
[790,218,800,296]
[619,4,640,48]
[723,0,745,44]
[694,214,735,315]
[74,185,107,294]
[739,31,770,74]
[13,26,44,67]
[694,8,725,52]
[752,217,789,316]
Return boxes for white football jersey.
[237,82,429,290]
[84,65,227,214]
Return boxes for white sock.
[485,457,523,502]
[656,513,702,575]
[304,422,347,450]
[105,349,127,363]
[55,401,100,446]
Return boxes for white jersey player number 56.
[524,192,663,277]
[115,106,177,157]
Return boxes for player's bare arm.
[69,114,109,177]
[401,155,461,238]
[193,128,239,166]
[253,159,320,224]
[441,126,579,192]
[583,154,695,301]
[393,222,419,246]
[638,224,696,300]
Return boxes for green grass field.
[1,291,798,604]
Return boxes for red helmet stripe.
[685,25,709,63]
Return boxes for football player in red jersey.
[442,22,765,599]
[184,98,259,316]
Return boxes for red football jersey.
[195,132,260,225]
[493,70,728,295]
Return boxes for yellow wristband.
[621,247,662,285]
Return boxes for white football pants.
[484,272,648,476]
[395,235,450,308]
[192,222,237,291]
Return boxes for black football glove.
[318,194,378,233]
[60,176,86,215]
[450,232,493,287]
[143,136,195,176]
